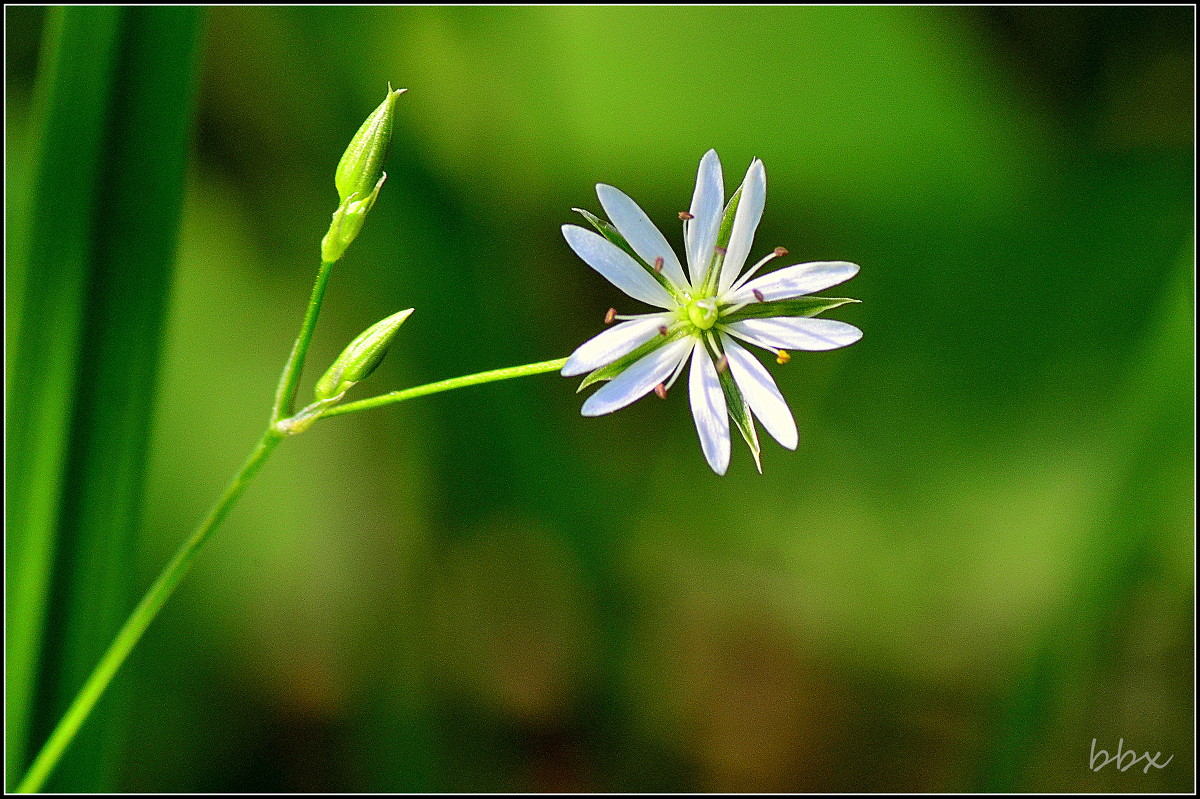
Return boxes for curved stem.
[16,355,568,793]
[15,430,284,794]
[319,357,568,420]
[271,259,336,422]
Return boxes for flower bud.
[314,308,414,402]
[335,85,405,206]
[321,86,405,262]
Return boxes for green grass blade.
[30,7,208,792]
[4,7,125,784]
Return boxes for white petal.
[726,261,859,305]
[562,225,674,309]
[685,149,724,287]
[687,341,730,475]
[718,159,766,294]
[596,184,688,289]
[561,314,673,376]
[725,317,863,352]
[719,333,798,450]
[581,337,693,417]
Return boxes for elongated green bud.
[336,85,405,205]
[321,86,405,262]
[314,308,414,402]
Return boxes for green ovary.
[685,298,719,330]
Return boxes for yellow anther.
[776,350,791,365]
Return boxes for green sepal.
[573,207,682,301]
[578,326,691,391]
[574,207,631,255]
[314,308,414,402]
[720,296,861,323]
[321,174,386,262]
[699,185,743,295]
[715,185,743,251]
[706,333,762,473]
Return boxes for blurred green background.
[5,5,1193,793]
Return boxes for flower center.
[685,297,719,331]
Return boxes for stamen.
[653,256,664,273]
[776,350,791,365]
[664,352,689,392]
[730,246,788,293]
[653,383,668,400]
[604,307,617,324]
[752,289,765,302]
[658,325,669,336]
[678,211,694,220]
[715,354,729,373]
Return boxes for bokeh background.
[6,5,1193,793]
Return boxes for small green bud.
[314,308,414,402]
[336,85,405,205]
[321,86,405,262]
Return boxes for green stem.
[15,354,568,792]
[15,430,284,794]
[319,357,569,420]
[270,259,336,422]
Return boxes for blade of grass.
[4,7,125,785]
[29,8,207,792]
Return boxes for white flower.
[562,150,862,475]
